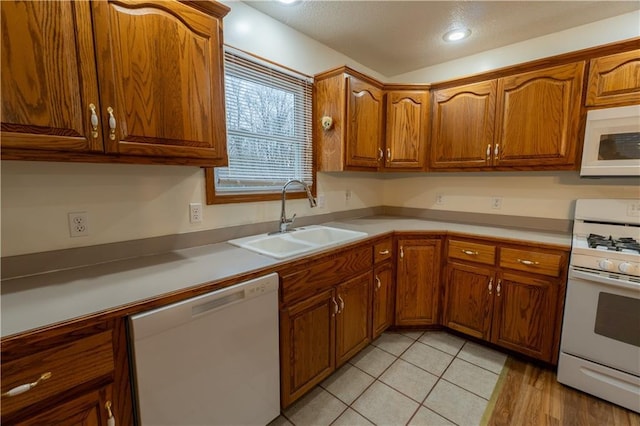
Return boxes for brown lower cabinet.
[372,238,395,339]
[0,320,131,425]
[444,262,494,339]
[15,385,114,426]
[278,244,374,409]
[372,262,395,339]
[395,237,442,326]
[280,272,372,408]
[443,236,568,363]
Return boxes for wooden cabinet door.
[585,49,640,107]
[373,262,395,339]
[430,81,496,169]
[494,62,584,168]
[280,289,335,408]
[15,384,113,426]
[395,239,442,326]
[490,272,558,362]
[345,76,383,169]
[384,90,428,169]
[1,1,102,152]
[444,263,494,339]
[91,0,227,162]
[336,272,372,366]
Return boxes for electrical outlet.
[189,203,203,223]
[68,212,89,237]
[317,193,326,208]
[436,193,444,205]
[491,197,503,210]
[628,203,640,217]
[345,189,352,201]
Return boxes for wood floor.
[485,357,640,426]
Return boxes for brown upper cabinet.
[430,81,497,169]
[345,75,385,169]
[1,0,229,166]
[315,67,428,171]
[494,62,584,168]
[384,89,429,170]
[585,49,640,107]
[431,62,584,170]
[315,69,383,171]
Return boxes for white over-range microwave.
[580,104,640,177]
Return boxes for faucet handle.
[289,213,297,225]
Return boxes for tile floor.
[271,331,508,426]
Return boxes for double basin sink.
[228,225,368,259]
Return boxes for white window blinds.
[214,49,313,194]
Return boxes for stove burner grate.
[587,234,640,254]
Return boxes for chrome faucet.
[277,179,317,233]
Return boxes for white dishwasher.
[129,273,280,426]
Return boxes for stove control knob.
[618,262,636,275]
[598,259,614,271]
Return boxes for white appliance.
[557,199,640,413]
[580,104,640,177]
[129,273,280,426]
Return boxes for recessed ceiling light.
[278,0,301,4]
[443,28,471,42]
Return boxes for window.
[207,48,314,204]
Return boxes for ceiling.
[243,1,640,77]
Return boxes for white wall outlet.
[317,193,326,208]
[628,203,640,217]
[68,212,89,237]
[436,193,444,205]
[345,189,352,201]
[189,203,203,223]
[491,197,503,210]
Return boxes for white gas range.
[558,198,640,413]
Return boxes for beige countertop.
[1,216,571,338]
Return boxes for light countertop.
[1,216,571,338]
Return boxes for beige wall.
[381,172,639,220]
[1,4,639,257]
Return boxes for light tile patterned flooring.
[271,331,508,426]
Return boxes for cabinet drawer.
[280,245,373,305]
[374,239,393,264]
[1,331,114,417]
[499,248,563,277]
[448,239,496,265]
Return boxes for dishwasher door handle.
[191,290,245,317]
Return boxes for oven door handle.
[570,268,640,292]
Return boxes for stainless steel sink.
[228,225,368,259]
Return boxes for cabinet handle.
[378,148,383,161]
[338,295,345,313]
[461,249,479,256]
[106,401,115,426]
[488,278,493,295]
[400,246,404,259]
[486,144,491,160]
[517,259,540,266]
[332,297,339,316]
[494,144,500,158]
[89,103,99,139]
[497,279,502,296]
[375,275,381,289]
[386,148,391,161]
[107,107,117,141]
[2,372,52,397]
[378,249,390,255]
